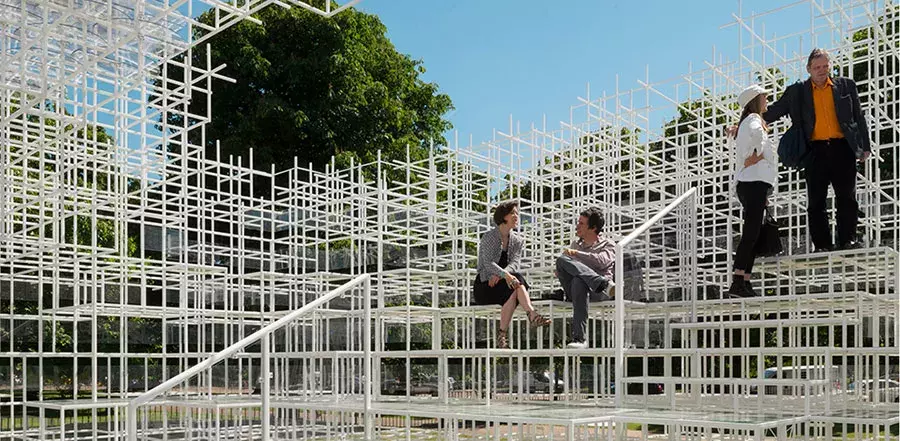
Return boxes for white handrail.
[127,273,371,441]
[614,187,697,407]
[618,187,697,249]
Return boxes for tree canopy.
[161,1,454,176]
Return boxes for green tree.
[159,1,453,185]
[842,4,899,186]
[649,93,734,161]
[757,67,787,93]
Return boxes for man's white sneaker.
[567,341,588,349]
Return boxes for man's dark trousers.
[804,138,858,249]
[556,255,609,343]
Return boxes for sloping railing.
[614,187,697,406]
[127,273,372,441]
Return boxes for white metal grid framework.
[0,0,898,440]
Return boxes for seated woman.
[474,200,551,349]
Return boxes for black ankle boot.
[727,277,745,298]
[742,279,759,297]
[728,276,758,298]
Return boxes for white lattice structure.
[0,0,898,440]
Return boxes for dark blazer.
[763,77,871,158]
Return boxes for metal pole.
[614,245,625,407]
[127,404,137,441]
[364,276,373,438]
[261,333,271,441]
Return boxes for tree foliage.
[844,4,899,184]
[159,1,454,180]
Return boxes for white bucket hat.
[737,84,769,108]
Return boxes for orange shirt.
[810,77,844,140]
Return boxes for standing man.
[762,48,871,251]
[556,207,615,349]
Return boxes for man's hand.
[564,248,578,257]
[859,151,871,162]
[744,151,764,167]
[726,125,739,138]
[488,275,501,287]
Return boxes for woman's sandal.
[528,311,551,327]
[496,329,509,349]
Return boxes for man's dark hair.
[580,206,605,233]
[807,48,831,68]
[493,200,519,226]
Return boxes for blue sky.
[357,0,806,146]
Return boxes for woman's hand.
[744,151,764,167]
[504,272,520,289]
[488,275,501,287]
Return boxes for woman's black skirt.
[472,273,529,306]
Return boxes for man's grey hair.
[807,48,831,67]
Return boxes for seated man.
[556,207,615,349]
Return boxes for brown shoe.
[496,328,509,349]
[528,311,551,328]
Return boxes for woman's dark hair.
[493,200,519,226]
[580,206,605,233]
[737,94,769,136]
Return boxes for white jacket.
[734,114,777,186]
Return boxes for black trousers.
[804,138,858,249]
[734,181,771,274]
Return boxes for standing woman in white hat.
[728,85,777,298]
